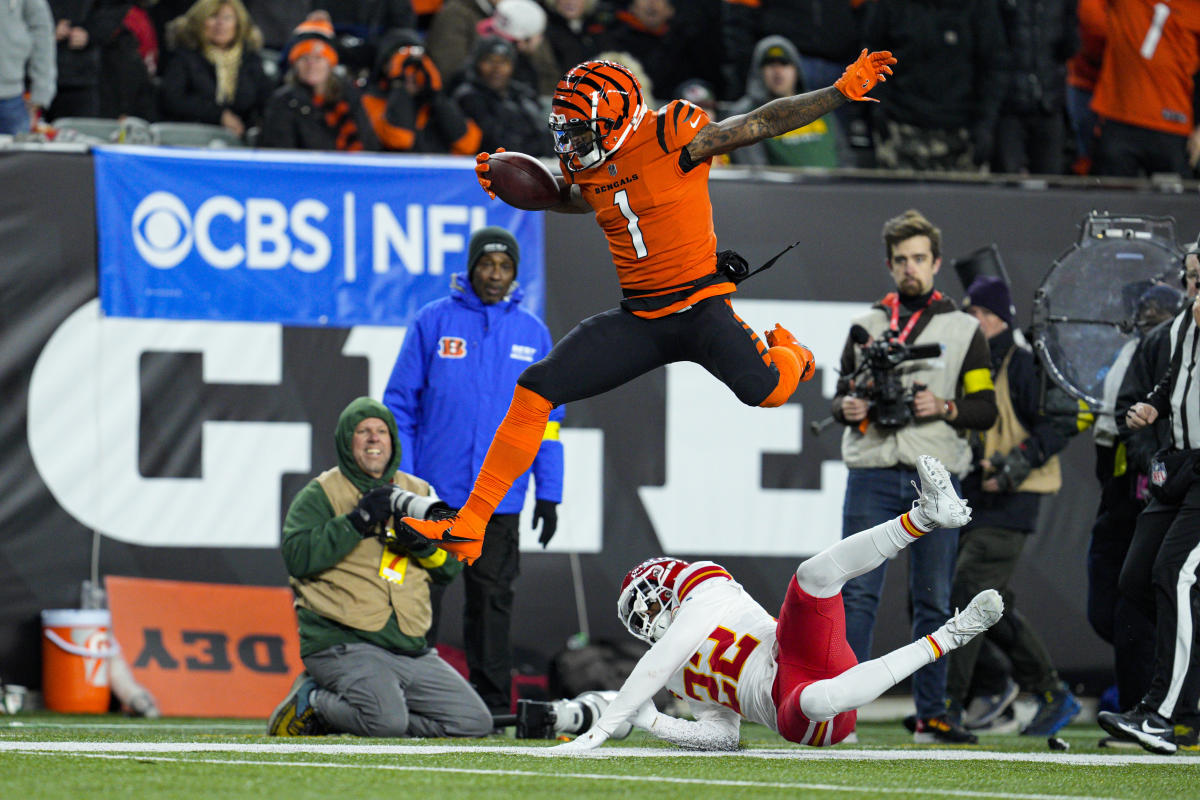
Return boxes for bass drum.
[1032,214,1181,413]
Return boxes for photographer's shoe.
[765,324,815,382]
[267,672,325,736]
[910,455,972,529]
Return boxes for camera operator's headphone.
[1180,234,1200,289]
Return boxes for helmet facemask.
[549,114,611,172]
[617,570,679,643]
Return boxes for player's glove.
[834,49,896,102]
[474,147,506,199]
[548,725,611,753]
[533,499,558,548]
[348,486,394,536]
[990,446,1032,493]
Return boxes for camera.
[843,324,942,430]
[389,489,450,521]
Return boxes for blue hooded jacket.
[383,272,564,513]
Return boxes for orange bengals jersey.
[561,99,732,318]
[1091,0,1200,136]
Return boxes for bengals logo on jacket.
[438,337,466,358]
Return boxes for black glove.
[379,520,436,556]
[533,499,558,548]
[990,446,1032,493]
[348,486,394,536]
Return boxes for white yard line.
[0,740,1195,766]
[1,750,1133,800]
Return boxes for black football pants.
[517,295,782,407]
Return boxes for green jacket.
[280,397,463,657]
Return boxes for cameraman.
[267,397,493,738]
[831,209,997,744]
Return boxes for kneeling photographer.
[830,209,997,744]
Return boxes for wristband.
[943,399,956,420]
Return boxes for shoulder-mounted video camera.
[842,324,943,430]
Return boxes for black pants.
[992,110,1065,175]
[427,514,521,714]
[1088,467,1155,708]
[946,525,1059,705]
[1118,478,1200,722]
[518,295,782,407]
[1094,118,1190,179]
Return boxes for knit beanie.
[288,16,338,66]
[964,275,1014,325]
[468,227,520,278]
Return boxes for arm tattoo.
[688,86,848,161]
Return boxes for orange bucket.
[41,609,116,713]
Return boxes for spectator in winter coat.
[361,40,482,154]
[991,0,1078,175]
[159,0,275,139]
[453,35,551,156]
[384,227,564,714]
[725,35,843,168]
[260,14,376,150]
[544,0,610,79]
[0,0,56,134]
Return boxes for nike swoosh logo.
[1141,720,1169,735]
[690,117,700,128]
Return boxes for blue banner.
[94,147,545,327]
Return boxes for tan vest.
[984,347,1061,494]
[290,468,437,636]
[841,307,980,476]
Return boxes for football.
[486,151,561,211]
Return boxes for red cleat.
[400,515,484,565]
[765,323,816,382]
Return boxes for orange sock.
[460,384,554,528]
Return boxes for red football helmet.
[617,557,690,643]
[548,60,648,173]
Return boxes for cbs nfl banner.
[94,146,545,327]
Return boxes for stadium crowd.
[2,0,1198,178]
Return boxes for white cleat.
[911,455,972,529]
[937,589,1005,650]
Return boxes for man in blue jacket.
[384,226,564,714]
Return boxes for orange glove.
[834,49,896,102]
[388,47,443,92]
[474,147,505,199]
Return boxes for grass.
[1,714,1197,799]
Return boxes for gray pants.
[304,642,493,738]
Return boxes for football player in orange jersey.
[400,50,897,563]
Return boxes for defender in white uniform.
[553,455,1004,752]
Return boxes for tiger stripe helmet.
[617,557,689,643]
[548,60,648,173]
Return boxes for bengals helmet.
[617,557,690,643]
[548,60,648,172]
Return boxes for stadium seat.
[51,117,124,143]
[149,122,246,148]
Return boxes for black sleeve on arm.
[831,335,859,424]
[950,327,998,430]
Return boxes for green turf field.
[2,714,1196,799]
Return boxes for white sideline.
[0,749,1141,800]
[0,740,1196,766]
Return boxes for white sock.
[799,636,941,721]
[795,514,929,598]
